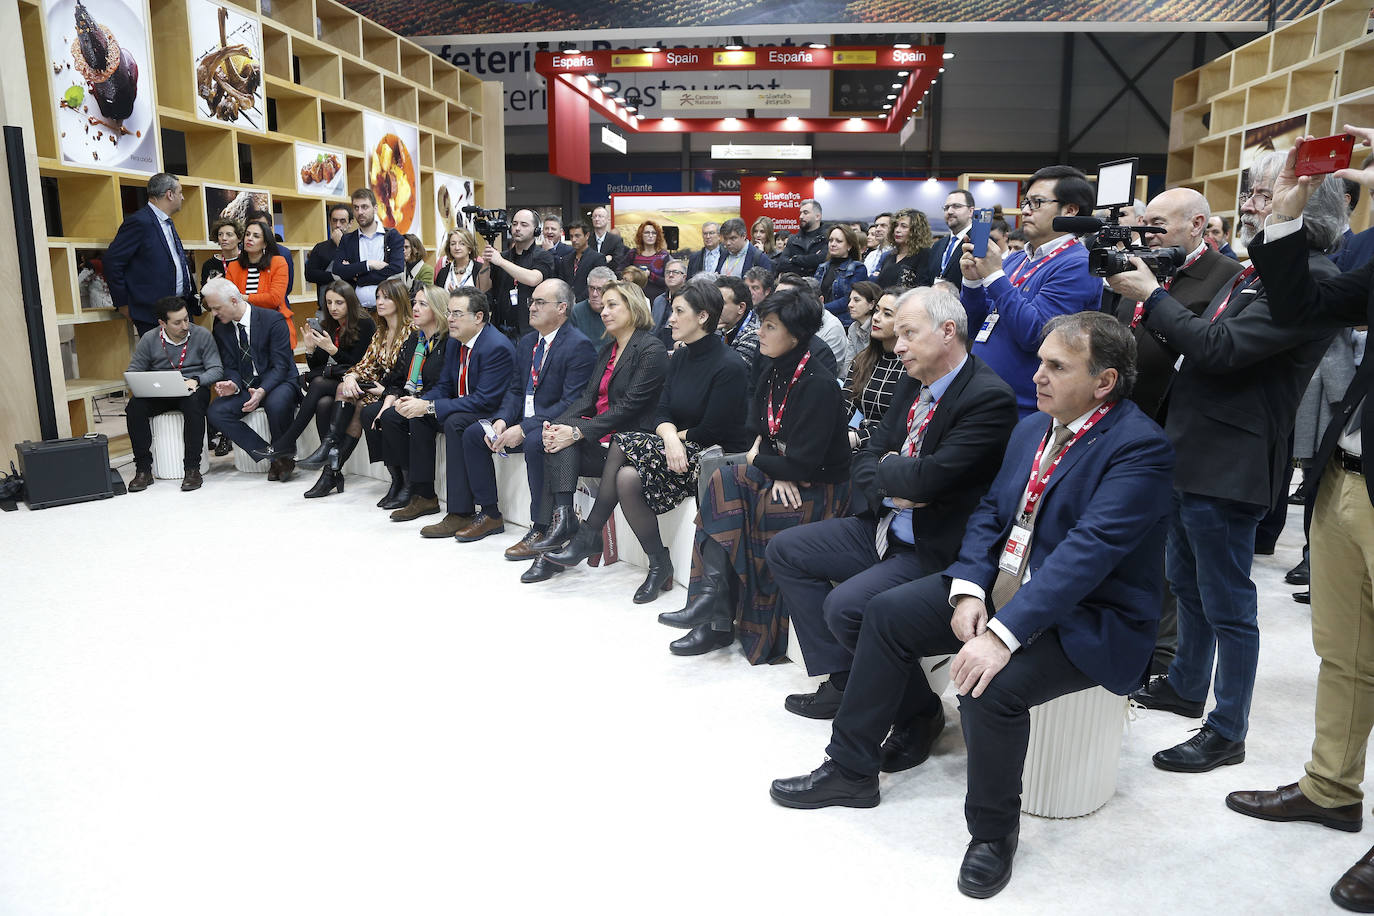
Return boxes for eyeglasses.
[943,203,970,211]
[1020,197,1061,211]
[529,298,558,308]
[1241,188,1273,207]
[665,268,687,276]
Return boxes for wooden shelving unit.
[1168,0,1374,241]
[17,0,504,446]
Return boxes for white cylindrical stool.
[232,410,273,473]
[150,411,210,479]
[1021,685,1128,818]
[923,654,954,696]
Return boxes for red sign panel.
[740,177,815,237]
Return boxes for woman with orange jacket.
[225,219,295,345]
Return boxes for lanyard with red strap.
[1130,245,1209,328]
[1209,265,1257,323]
[1008,237,1077,288]
[159,332,190,369]
[530,338,549,390]
[766,351,811,437]
[905,394,939,456]
[1019,402,1113,520]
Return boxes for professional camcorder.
[461,205,510,244]
[1052,157,1186,281]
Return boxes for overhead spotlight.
[925,177,939,184]
[943,51,955,59]
[886,94,898,100]
[891,83,902,89]
[767,176,778,182]
[662,116,677,125]
[560,42,579,53]
[871,176,884,182]
[723,117,740,126]
[809,42,827,49]
[642,43,661,53]
[614,96,626,104]
[894,42,911,49]
[939,67,946,73]
[586,74,600,84]
[625,106,637,113]
[898,70,910,77]
[847,117,863,126]
[725,36,744,50]
[882,103,892,110]
[784,116,800,124]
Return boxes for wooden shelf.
[361,20,401,76]
[1271,16,1318,70]
[316,0,362,58]
[262,0,314,37]
[1231,34,1271,86]
[343,59,383,112]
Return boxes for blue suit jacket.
[1334,226,1374,273]
[103,205,195,323]
[688,246,724,277]
[717,245,773,277]
[944,400,1176,695]
[329,227,405,288]
[423,324,516,421]
[961,242,1102,416]
[495,324,598,435]
[211,307,297,394]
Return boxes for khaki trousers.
[1299,459,1374,807]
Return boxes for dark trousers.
[1152,558,1179,674]
[432,411,483,512]
[1255,432,1295,552]
[537,438,607,525]
[766,516,931,677]
[360,400,386,462]
[132,318,158,337]
[459,421,542,518]
[207,384,299,453]
[379,408,442,482]
[126,387,212,471]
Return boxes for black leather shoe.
[248,445,287,464]
[127,469,154,492]
[530,506,578,553]
[1332,845,1374,913]
[544,526,603,567]
[1153,724,1246,773]
[784,678,845,719]
[633,549,674,604]
[957,828,1019,899]
[669,619,734,656]
[1226,782,1363,832]
[1287,557,1310,586]
[1288,483,1308,506]
[1130,675,1205,718]
[880,708,946,773]
[769,760,879,810]
[1294,591,1311,605]
[521,555,567,584]
[212,434,233,457]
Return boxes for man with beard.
[485,207,555,337]
[330,188,404,310]
[929,191,975,287]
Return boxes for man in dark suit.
[686,221,724,277]
[768,286,1018,718]
[540,213,573,261]
[771,311,1174,900]
[1333,160,1374,272]
[1108,152,1344,774]
[329,188,404,309]
[928,189,976,287]
[559,221,600,303]
[589,206,629,271]
[305,203,353,310]
[715,218,772,278]
[469,278,598,559]
[1225,129,1374,914]
[385,287,516,525]
[1207,215,1239,259]
[770,198,826,277]
[103,172,196,336]
[203,278,302,480]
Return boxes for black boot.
[529,505,578,552]
[634,549,675,604]
[303,467,343,498]
[545,526,604,568]
[378,466,409,509]
[669,617,735,656]
[298,401,356,469]
[658,537,732,628]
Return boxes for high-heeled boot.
[633,549,675,604]
[545,525,604,568]
[658,537,732,628]
[298,400,356,469]
[303,434,357,499]
[378,466,410,510]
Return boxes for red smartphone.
[1295,134,1355,176]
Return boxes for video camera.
[461,205,510,245]
[1052,157,1186,281]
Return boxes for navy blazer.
[687,246,724,277]
[927,232,969,286]
[1334,226,1374,273]
[422,324,516,421]
[212,306,297,394]
[103,205,195,323]
[718,244,772,277]
[945,401,1176,695]
[495,324,598,435]
[329,227,405,288]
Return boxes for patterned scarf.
[404,331,433,394]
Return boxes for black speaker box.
[16,434,117,510]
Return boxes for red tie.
[458,343,471,396]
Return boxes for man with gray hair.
[767,285,1019,720]
[1108,150,1344,773]
[571,265,615,344]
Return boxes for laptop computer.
[123,370,192,398]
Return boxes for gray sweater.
[128,325,224,385]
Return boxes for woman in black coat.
[520,280,669,584]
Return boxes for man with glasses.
[687,221,723,277]
[1105,151,1345,774]
[571,266,615,345]
[959,165,1101,415]
[929,192,976,287]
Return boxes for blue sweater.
[960,240,1101,416]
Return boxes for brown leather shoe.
[1226,782,1363,832]
[390,495,441,522]
[128,469,154,492]
[276,456,295,482]
[180,469,203,492]
[1333,845,1374,912]
[455,511,506,542]
[420,512,473,538]
[504,529,543,560]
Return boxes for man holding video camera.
[484,207,555,338]
[1106,150,1345,774]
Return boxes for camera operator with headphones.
[483,207,554,338]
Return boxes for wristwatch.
[572,427,583,442]
[426,401,436,416]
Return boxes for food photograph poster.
[433,171,476,261]
[295,142,346,198]
[43,0,160,174]
[363,112,420,235]
[204,185,271,240]
[190,0,264,130]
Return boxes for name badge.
[509,288,519,307]
[776,440,787,456]
[1173,354,1185,371]
[998,523,1032,575]
[975,312,1000,343]
[525,393,536,418]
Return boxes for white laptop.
[123,370,191,398]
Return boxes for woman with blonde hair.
[875,207,935,289]
[752,216,776,254]
[402,233,433,292]
[435,227,488,292]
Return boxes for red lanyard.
[530,338,549,389]
[766,351,811,437]
[458,343,472,396]
[905,394,939,456]
[1008,237,1077,288]
[159,333,190,369]
[1130,246,1208,327]
[1210,265,1257,323]
[1020,402,1113,519]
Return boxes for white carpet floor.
[0,457,1366,915]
